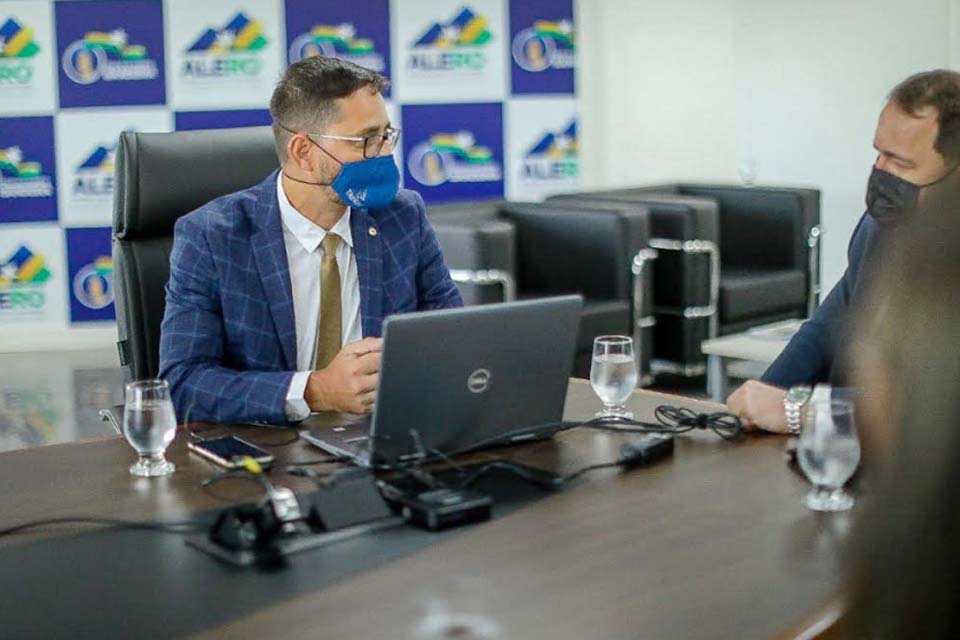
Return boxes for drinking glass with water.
[797,395,860,512]
[123,379,177,477]
[590,335,638,420]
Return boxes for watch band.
[784,385,813,435]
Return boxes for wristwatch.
[783,385,813,435]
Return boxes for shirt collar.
[277,172,354,253]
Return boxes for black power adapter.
[619,433,675,469]
[379,482,492,531]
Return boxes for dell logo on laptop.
[467,368,492,394]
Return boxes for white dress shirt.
[277,173,363,421]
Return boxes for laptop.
[301,295,583,468]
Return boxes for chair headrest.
[113,126,279,239]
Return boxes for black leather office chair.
[112,126,279,384]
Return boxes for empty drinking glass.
[590,335,638,420]
[797,395,860,511]
[123,379,177,477]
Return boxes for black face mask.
[866,165,954,226]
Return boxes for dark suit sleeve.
[158,215,295,425]
[761,215,875,388]
[412,191,464,310]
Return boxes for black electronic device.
[301,295,583,467]
[379,482,493,531]
[188,470,402,566]
[187,436,274,469]
[207,486,314,555]
[620,433,675,468]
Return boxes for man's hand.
[304,337,383,414]
[726,380,789,433]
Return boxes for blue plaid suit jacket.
[158,170,463,425]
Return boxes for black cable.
[558,462,623,486]
[240,430,301,448]
[456,460,561,491]
[284,405,740,507]
[268,456,349,469]
[436,405,742,463]
[186,424,301,448]
[284,466,343,485]
[0,516,205,538]
[202,468,275,494]
[359,405,741,482]
[653,405,742,440]
[181,402,300,448]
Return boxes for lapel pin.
[368,227,378,237]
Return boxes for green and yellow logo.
[408,7,492,72]
[407,131,502,187]
[0,146,54,199]
[0,17,40,85]
[183,12,267,78]
[288,23,385,72]
[0,245,51,313]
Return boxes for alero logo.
[73,142,115,198]
[407,131,501,187]
[62,28,158,85]
[73,255,114,310]
[0,16,40,85]
[522,119,578,181]
[289,23,385,72]
[0,245,50,312]
[512,19,574,73]
[408,6,491,72]
[183,12,267,78]
[0,146,53,199]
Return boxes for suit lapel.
[250,172,297,369]
[350,208,383,337]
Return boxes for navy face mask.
[281,127,400,210]
[866,164,955,226]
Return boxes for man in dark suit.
[158,56,462,425]
[728,69,960,433]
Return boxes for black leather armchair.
[552,184,821,378]
[427,201,656,380]
[637,183,822,332]
[112,126,279,383]
[427,201,517,306]
[548,192,719,377]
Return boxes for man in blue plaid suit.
[158,56,462,426]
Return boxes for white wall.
[577,0,739,188]
[579,0,955,291]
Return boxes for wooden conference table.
[0,380,847,639]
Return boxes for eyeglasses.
[307,127,401,159]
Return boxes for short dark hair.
[890,69,960,164]
[269,55,389,161]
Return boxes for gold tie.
[313,233,342,370]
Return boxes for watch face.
[786,386,813,404]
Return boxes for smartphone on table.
[187,435,275,468]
